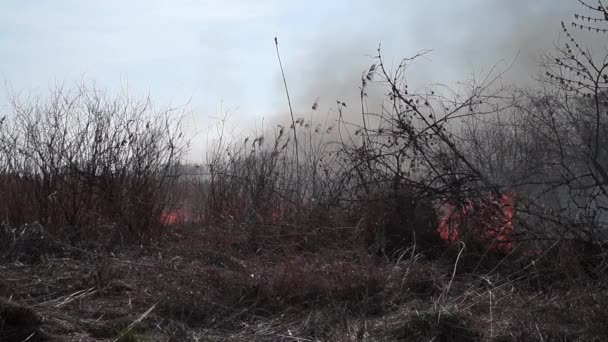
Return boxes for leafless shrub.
[0,83,187,242]
[324,47,519,261]
[453,1,608,274]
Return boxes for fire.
[160,208,188,226]
[437,191,515,252]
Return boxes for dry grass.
[1,222,607,341]
[3,9,608,339]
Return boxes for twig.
[535,323,545,342]
[274,36,300,195]
[437,241,466,319]
[445,241,465,298]
[112,302,158,342]
[54,287,97,308]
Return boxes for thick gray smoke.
[268,0,586,128]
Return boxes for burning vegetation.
[2,1,608,341]
[437,191,515,253]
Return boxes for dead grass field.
[1,223,607,342]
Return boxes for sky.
[0,0,585,160]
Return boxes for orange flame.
[437,191,515,252]
[160,208,188,226]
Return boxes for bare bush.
[323,49,518,258]
[186,44,520,263]
[0,83,187,242]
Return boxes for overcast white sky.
[0,1,584,160]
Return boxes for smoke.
[197,0,604,164]
[267,0,586,130]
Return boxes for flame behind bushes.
[0,83,187,241]
[437,191,515,253]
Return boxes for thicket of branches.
[4,3,608,340]
[189,1,608,271]
[1,2,607,271]
[460,1,608,248]
[0,84,187,242]
[194,51,518,260]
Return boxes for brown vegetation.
[2,1,608,341]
